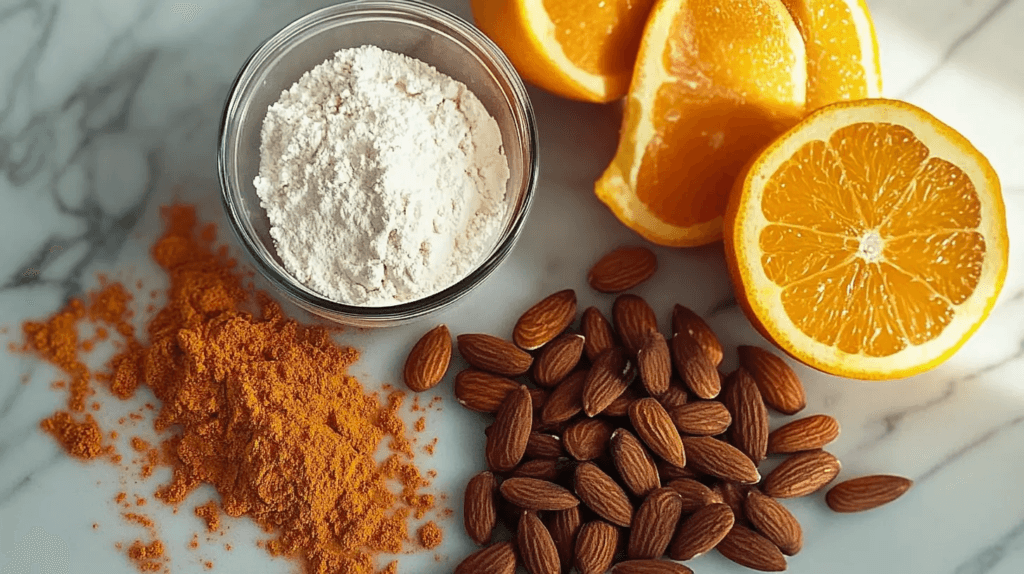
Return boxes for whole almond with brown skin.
[454,541,517,574]
[455,369,521,413]
[613,294,659,356]
[603,386,641,417]
[514,289,577,351]
[513,459,562,481]
[541,370,587,424]
[768,414,841,454]
[763,450,842,498]
[581,307,618,361]
[610,429,661,498]
[500,477,579,510]
[826,475,913,512]
[682,436,760,484]
[637,332,672,396]
[403,324,452,392]
[574,462,634,527]
[658,380,689,410]
[628,488,684,559]
[745,489,803,555]
[716,524,787,572]
[517,511,561,574]
[671,333,720,399]
[525,432,564,460]
[669,401,732,436]
[629,398,686,467]
[666,478,719,513]
[464,471,498,545]
[575,520,619,574]
[564,418,614,461]
[533,333,585,387]
[588,246,658,293]
[583,347,636,417]
[671,304,723,365]
[738,345,806,415]
[547,506,581,571]
[613,560,694,574]
[486,386,533,472]
[458,333,534,376]
[723,369,769,464]
[668,502,735,561]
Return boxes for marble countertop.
[1,0,1022,573]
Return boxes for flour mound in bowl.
[254,45,511,307]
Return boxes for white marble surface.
[1,0,1022,573]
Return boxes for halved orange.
[725,99,1009,380]
[783,0,883,109]
[470,0,658,103]
[595,0,807,247]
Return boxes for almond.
[722,369,769,464]
[669,401,732,436]
[547,506,581,571]
[629,398,686,468]
[612,560,693,574]
[658,380,689,410]
[533,333,585,387]
[541,370,587,425]
[825,475,913,513]
[574,462,634,527]
[628,488,684,559]
[574,520,619,574]
[610,429,661,498]
[745,489,803,556]
[712,482,751,525]
[767,414,840,454]
[512,459,562,481]
[486,385,533,472]
[454,541,517,574]
[681,436,760,484]
[716,524,787,572]
[499,477,580,511]
[603,386,641,417]
[657,460,700,482]
[587,246,658,293]
[517,510,561,574]
[458,333,534,376]
[581,306,618,362]
[464,471,498,545]
[564,418,614,461]
[583,347,636,417]
[514,289,578,351]
[637,332,672,396]
[525,432,564,460]
[762,450,842,498]
[402,324,452,392]
[671,333,720,399]
[666,478,719,513]
[738,345,806,415]
[671,304,723,366]
[613,294,659,356]
[668,502,734,561]
[455,369,520,413]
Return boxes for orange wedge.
[725,99,1009,380]
[783,0,883,109]
[470,0,658,103]
[595,0,807,247]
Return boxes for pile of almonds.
[404,246,912,574]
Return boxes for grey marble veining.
[1,0,1023,573]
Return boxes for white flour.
[254,45,510,306]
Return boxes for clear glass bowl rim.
[217,0,539,324]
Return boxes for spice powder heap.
[21,205,435,574]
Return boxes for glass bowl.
[218,0,538,328]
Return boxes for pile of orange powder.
[20,205,437,574]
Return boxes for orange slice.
[783,0,883,109]
[470,0,658,103]
[595,0,807,247]
[725,99,1009,380]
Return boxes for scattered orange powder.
[414,417,426,432]
[194,502,220,533]
[188,535,199,550]
[424,438,437,456]
[417,522,442,550]
[123,513,154,529]
[131,437,150,452]
[39,412,105,459]
[116,492,127,504]
[127,540,164,572]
